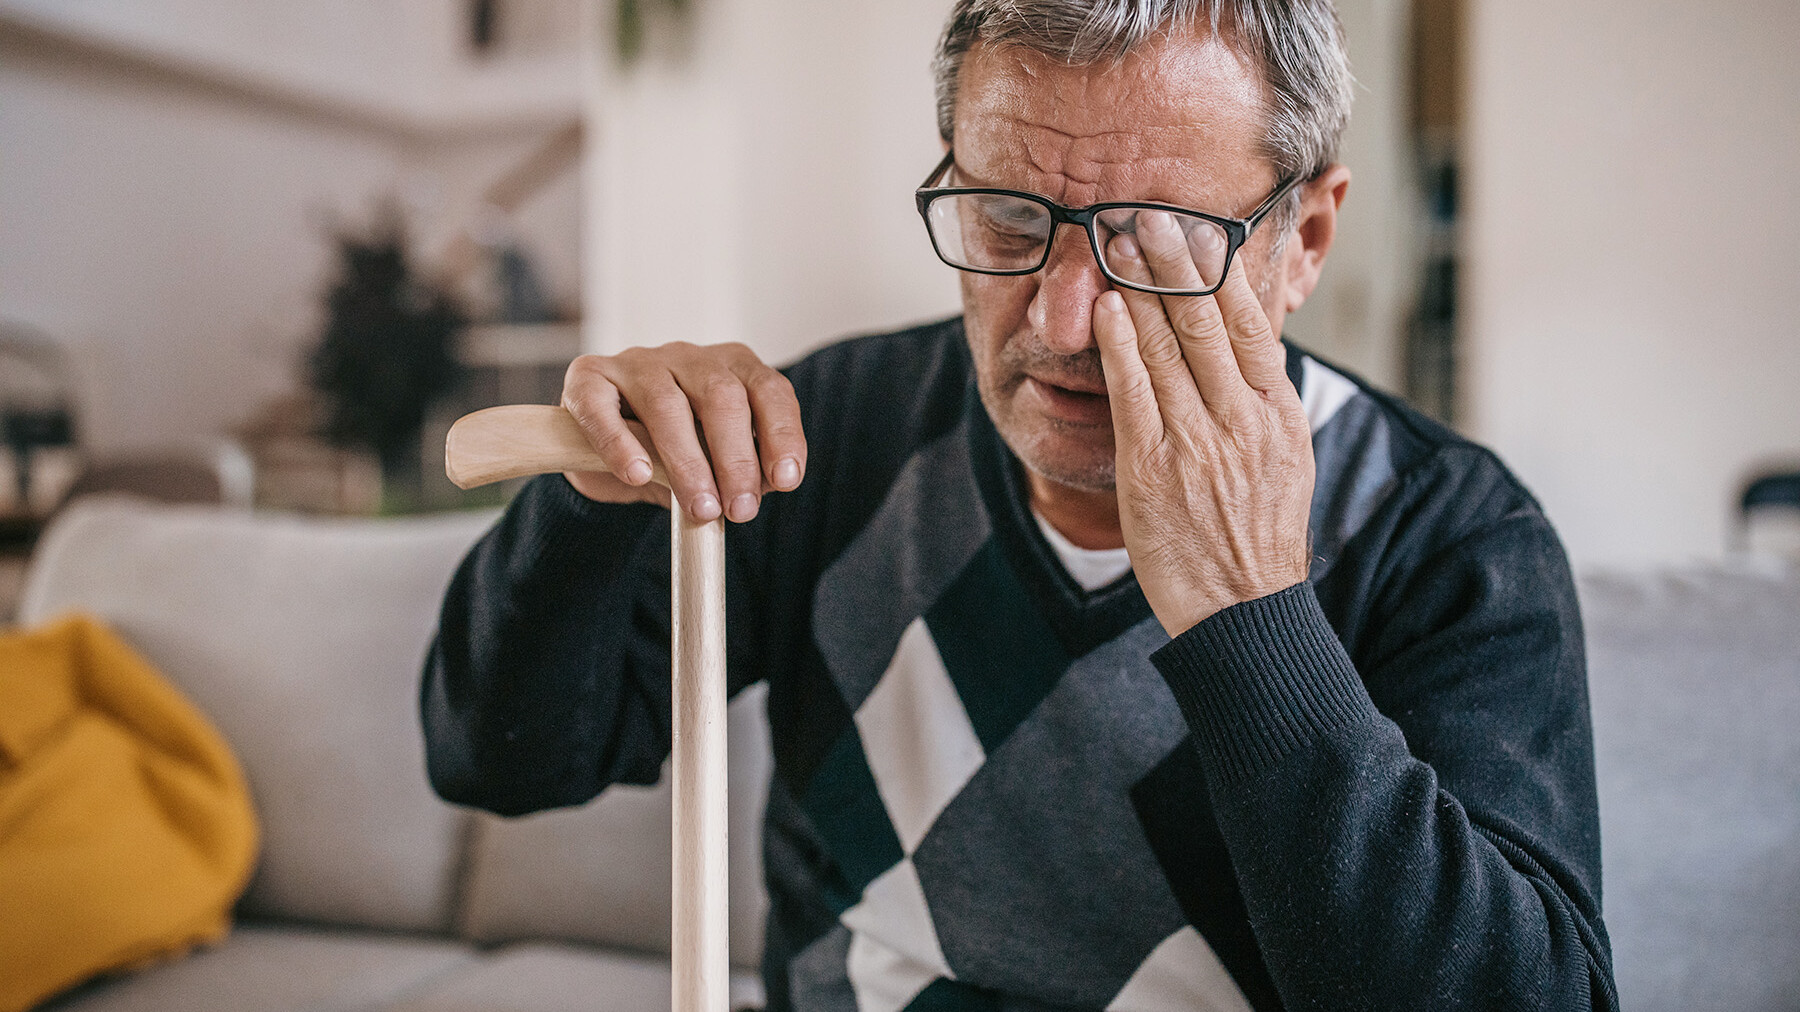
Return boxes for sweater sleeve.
[421,475,672,815]
[1151,481,1616,1010]
[421,472,769,817]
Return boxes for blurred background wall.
[580,0,961,365]
[2,0,1795,567]
[0,0,583,454]
[1463,0,1800,567]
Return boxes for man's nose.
[1027,224,1112,356]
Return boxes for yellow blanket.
[0,614,258,1012]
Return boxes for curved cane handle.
[444,404,668,490]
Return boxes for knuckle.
[671,457,715,491]
[638,383,693,424]
[761,418,804,443]
[1114,257,1152,285]
[562,356,613,398]
[1172,302,1228,347]
[1122,373,1158,409]
[609,351,669,392]
[631,390,676,424]
[750,369,794,400]
[697,373,749,412]
[720,455,762,483]
[612,346,653,370]
[559,387,590,418]
[668,341,708,367]
[1139,333,1185,372]
[1225,293,1268,328]
[561,389,615,435]
[564,353,605,382]
[594,427,637,460]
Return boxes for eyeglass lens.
[926,193,1231,294]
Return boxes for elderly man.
[423,1,1615,1008]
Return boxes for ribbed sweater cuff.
[1151,582,1377,785]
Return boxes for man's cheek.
[958,275,1014,358]
[962,274,1036,339]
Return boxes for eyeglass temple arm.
[1245,174,1306,233]
[918,148,956,190]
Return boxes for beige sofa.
[21,499,771,1012]
[17,497,1800,1011]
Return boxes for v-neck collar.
[965,387,1156,658]
[951,335,1308,657]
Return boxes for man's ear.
[1280,164,1352,315]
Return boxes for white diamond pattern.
[840,619,978,1011]
[843,858,955,1012]
[1105,926,1253,1012]
[838,613,1250,1012]
[846,930,941,1012]
[853,618,986,853]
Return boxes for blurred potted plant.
[308,210,465,512]
[613,0,691,63]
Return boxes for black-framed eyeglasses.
[914,149,1301,297]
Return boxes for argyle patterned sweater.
[422,318,1617,1011]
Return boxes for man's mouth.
[1024,375,1112,424]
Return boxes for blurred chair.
[1741,471,1800,515]
[1736,469,1800,561]
[1,323,79,518]
[63,442,255,511]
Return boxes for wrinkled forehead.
[950,32,1273,207]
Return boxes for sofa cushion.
[379,943,765,1012]
[459,682,772,969]
[1580,565,1800,1011]
[19,500,496,934]
[39,923,473,1012]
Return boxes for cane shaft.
[442,404,730,1010]
[671,508,729,1012]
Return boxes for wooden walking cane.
[445,404,731,1012]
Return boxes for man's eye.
[981,223,1044,243]
[974,213,1047,243]
[968,199,1045,233]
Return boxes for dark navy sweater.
[422,318,1616,1011]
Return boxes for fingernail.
[1115,234,1141,260]
[1099,291,1125,313]
[693,493,721,521]
[773,457,800,489]
[625,459,652,485]
[730,493,758,522]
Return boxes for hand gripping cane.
[446,404,731,1012]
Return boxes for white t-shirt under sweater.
[1034,510,1133,592]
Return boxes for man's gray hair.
[932,0,1353,192]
